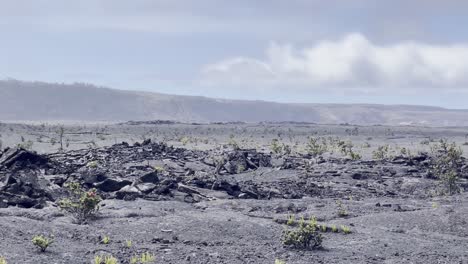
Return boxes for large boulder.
[0,170,60,208]
[0,148,49,169]
[95,178,132,192]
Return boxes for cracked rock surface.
[1,123,468,263]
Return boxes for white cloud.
[201,33,468,94]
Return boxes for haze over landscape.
[2,0,468,112]
[3,2,468,264]
[1,79,468,126]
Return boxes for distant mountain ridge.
[1,80,468,126]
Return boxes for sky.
[1,0,468,108]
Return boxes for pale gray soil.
[1,122,468,264]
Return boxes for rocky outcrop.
[0,140,464,209]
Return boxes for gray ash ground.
[1,122,468,263]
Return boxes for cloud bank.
[202,33,468,94]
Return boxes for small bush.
[282,221,323,250]
[87,161,98,168]
[271,139,282,154]
[372,145,390,160]
[0,256,7,264]
[338,141,361,160]
[126,239,132,248]
[439,171,460,195]
[331,225,338,233]
[17,140,34,150]
[286,215,295,226]
[179,136,189,146]
[58,182,102,224]
[349,151,361,160]
[341,225,351,234]
[275,259,286,264]
[271,139,291,156]
[32,235,53,252]
[321,224,327,232]
[306,137,327,157]
[430,139,464,195]
[101,236,110,245]
[336,201,349,217]
[130,252,155,264]
[94,255,118,264]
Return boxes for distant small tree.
[430,139,464,195]
[57,125,65,152]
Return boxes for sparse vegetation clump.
[372,145,390,160]
[179,136,190,146]
[430,139,464,195]
[94,255,118,264]
[399,147,412,157]
[336,200,349,217]
[282,220,323,250]
[32,235,53,252]
[271,138,282,154]
[125,239,132,248]
[271,139,292,156]
[17,140,34,150]
[306,136,328,157]
[341,225,351,234]
[227,134,240,150]
[321,224,327,232]
[101,235,110,245]
[337,140,361,160]
[58,182,102,224]
[286,214,296,226]
[130,252,155,264]
[331,225,338,233]
[87,160,99,168]
[0,256,7,264]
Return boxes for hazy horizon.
[1,78,465,110]
[2,1,468,108]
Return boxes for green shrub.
[0,256,7,264]
[125,239,132,248]
[341,225,351,234]
[331,225,338,232]
[349,151,361,160]
[180,136,189,146]
[338,140,361,160]
[58,182,102,224]
[94,255,118,264]
[17,140,34,150]
[87,161,98,168]
[336,201,349,217]
[101,236,110,245]
[282,221,323,250]
[32,235,53,252]
[372,145,390,160]
[321,224,327,232]
[308,216,318,229]
[439,171,460,195]
[271,139,282,154]
[306,137,327,157]
[132,252,155,263]
[275,259,286,264]
[286,215,295,226]
[430,139,464,195]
